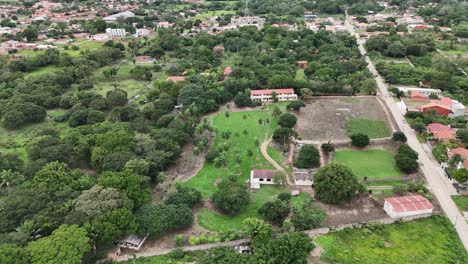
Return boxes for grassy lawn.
[123,251,205,264]
[333,149,401,180]
[93,79,148,98]
[346,118,391,139]
[340,98,360,103]
[184,105,284,198]
[25,65,60,78]
[316,216,468,264]
[267,145,283,169]
[0,112,71,162]
[451,195,468,212]
[362,179,406,187]
[193,10,236,19]
[197,185,284,231]
[295,69,305,80]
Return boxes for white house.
[231,16,265,29]
[383,195,434,218]
[117,234,147,251]
[250,89,298,102]
[250,169,277,189]
[106,28,127,38]
[396,87,442,97]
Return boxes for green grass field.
[340,98,360,103]
[94,79,148,98]
[333,149,401,179]
[197,185,284,231]
[295,69,305,80]
[451,195,468,212]
[0,110,71,162]
[346,118,391,139]
[316,216,468,264]
[193,10,236,19]
[184,105,284,198]
[123,250,205,264]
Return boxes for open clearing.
[197,185,283,231]
[333,149,401,180]
[184,105,283,198]
[316,216,468,264]
[295,97,391,141]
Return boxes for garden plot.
[295,97,392,141]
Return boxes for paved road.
[345,12,468,250]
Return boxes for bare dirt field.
[317,198,388,226]
[295,97,392,141]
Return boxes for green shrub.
[173,234,185,246]
[169,248,185,260]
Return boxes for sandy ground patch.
[295,97,391,141]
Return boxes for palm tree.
[0,169,23,189]
[242,218,272,240]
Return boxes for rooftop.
[250,88,295,95]
[252,169,277,179]
[384,195,434,213]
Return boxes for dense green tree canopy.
[314,164,364,204]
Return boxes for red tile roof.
[167,76,185,82]
[410,91,426,99]
[252,169,277,179]
[427,123,454,133]
[384,195,434,213]
[447,148,468,159]
[250,88,295,95]
[433,131,456,141]
[224,66,232,76]
[463,160,468,169]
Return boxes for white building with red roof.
[250,89,297,102]
[250,169,277,189]
[383,195,434,218]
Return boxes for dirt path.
[260,137,293,185]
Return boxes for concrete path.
[345,11,468,250]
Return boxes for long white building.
[250,88,298,102]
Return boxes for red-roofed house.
[250,169,277,189]
[250,89,298,102]
[223,66,232,76]
[383,195,434,218]
[447,148,468,160]
[418,103,451,116]
[167,76,185,82]
[410,91,427,101]
[427,123,455,141]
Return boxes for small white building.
[383,195,434,218]
[106,28,127,38]
[117,234,148,251]
[396,87,442,97]
[231,16,265,29]
[250,169,277,189]
[250,89,298,102]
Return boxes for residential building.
[397,87,442,97]
[167,76,185,82]
[410,91,427,101]
[427,123,456,141]
[103,11,135,22]
[297,61,308,69]
[383,195,434,218]
[250,89,298,102]
[293,168,315,186]
[250,169,277,189]
[106,28,127,38]
[117,234,148,251]
[447,148,468,160]
[223,66,232,76]
[418,103,451,116]
[156,21,173,28]
[231,16,265,29]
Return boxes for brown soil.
[317,197,388,226]
[295,97,392,142]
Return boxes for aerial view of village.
[0,0,466,263]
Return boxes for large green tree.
[27,224,90,264]
[212,177,250,215]
[294,144,320,168]
[314,164,364,204]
